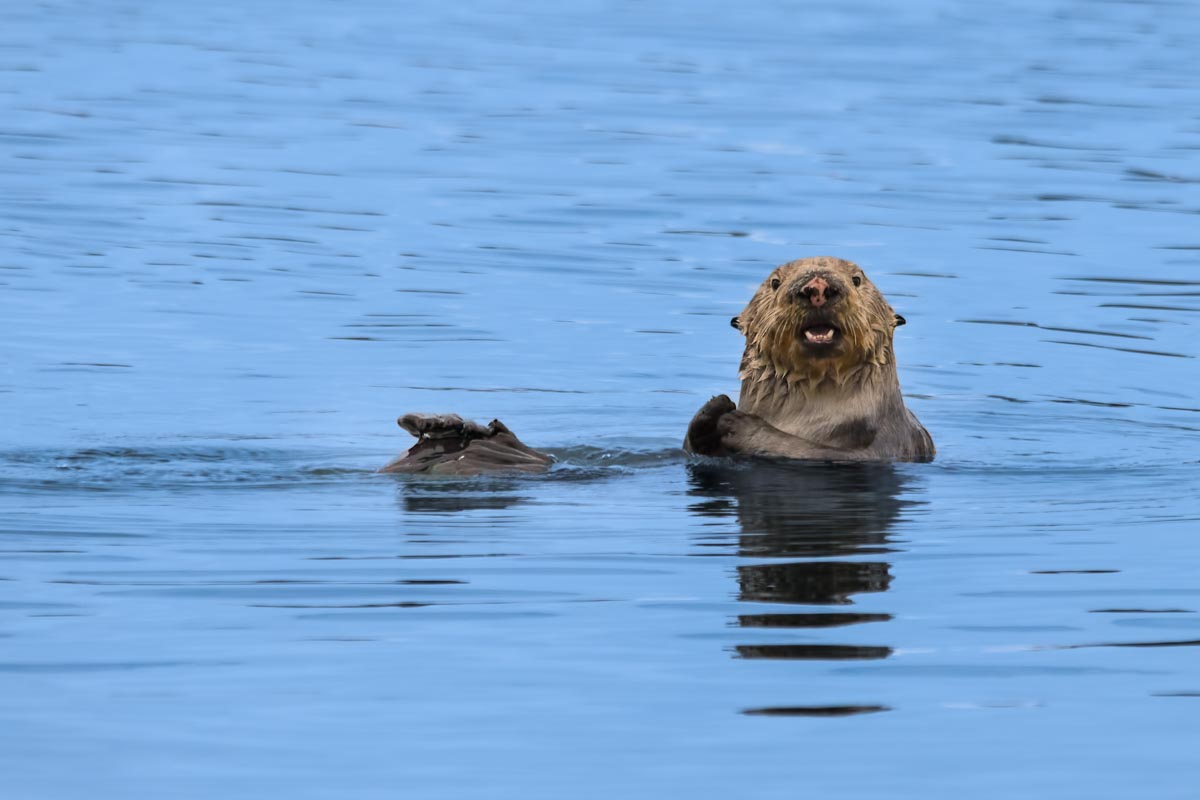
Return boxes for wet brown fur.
[738,256,895,392]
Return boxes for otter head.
[735,256,900,388]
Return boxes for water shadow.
[688,461,917,714]
[688,461,913,608]
[396,477,533,514]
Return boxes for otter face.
[737,256,898,385]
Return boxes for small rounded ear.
[894,313,906,327]
[730,316,741,331]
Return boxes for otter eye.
[852,275,862,287]
[771,278,781,290]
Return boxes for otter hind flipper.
[380,413,553,476]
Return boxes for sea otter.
[683,256,934,462]
[381,256,933,474]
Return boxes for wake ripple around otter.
[0,445,373,493]
[0,443,691,493]
[3,441,1193,494]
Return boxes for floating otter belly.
[382,256,933,475]
[684,256,934,462]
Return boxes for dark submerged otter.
[381,256,933,475]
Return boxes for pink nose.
[802,276,831,307]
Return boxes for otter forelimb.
[684,395,871,462]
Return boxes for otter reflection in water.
[688,460,916,663]
[397,476,532,515]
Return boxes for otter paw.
[715,409,753,440]
[685,394,737,456]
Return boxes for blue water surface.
[2,1,1200,797]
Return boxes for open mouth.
[800,323,840,347]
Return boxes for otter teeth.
[804,326,836,344]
